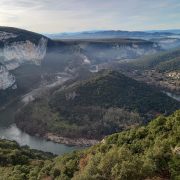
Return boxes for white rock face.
[0,65,16,90]
[4,60,20,71]
[157,39,180,50]
[81,55,91,64]
[78,42,159,62]
[0,37,48,90]
[113,44,157,57]
[3,37,47,65]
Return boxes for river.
[0,100,81,155]
[164,92,180,102]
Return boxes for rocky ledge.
[44,133,99,146]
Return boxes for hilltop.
[15,70,180,141]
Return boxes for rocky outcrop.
[4,60,20,71]
[111,43,159,57]
[172,146,180,155]
[0,65,16,90]
[65,91,77,100]
[76,40,160,64]
[3,37,47,66]
[0,35,48,90]
[44,133,99,146]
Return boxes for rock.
[3,37,47,65]
[44,133,99,146]
[0,65,16,90]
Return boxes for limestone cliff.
[0,29,48,90]
[3,37,47,67]
[0,65,16,90]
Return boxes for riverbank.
[0,124,81,155]
[44,133,100,146]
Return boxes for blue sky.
[0,0,180,33]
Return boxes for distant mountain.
[147,29,180,34]
[45,30,177,40]
[15,70,180,140]
[1,110,180,179]
[46,30,180,51]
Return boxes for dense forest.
[156,57,180,72]
[15,70,180,139]
[0,110,180,179]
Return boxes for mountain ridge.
[46,29,179,40]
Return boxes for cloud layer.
[0,0,180,33]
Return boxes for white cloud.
[0,0,179,32]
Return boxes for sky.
[0,0,180,33]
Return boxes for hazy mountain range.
[45,29,180,40]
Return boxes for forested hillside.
[130,48,180,72]
[0,110,180,179]
[15,71,180,140]
[119,48,180,94]
[156,57,180,72]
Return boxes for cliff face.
[0,29,48,90]
[0,65,16,90]
[109,42,158,58]
[3,37,47,66]
[73,39,160,64]
[0,28,48,65]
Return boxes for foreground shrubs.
[1,110,180,179]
